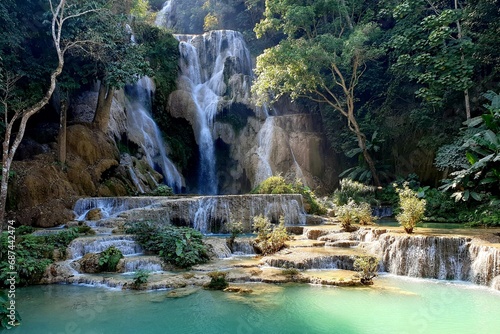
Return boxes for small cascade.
[372,206,393,218]
[126,77,183,192]
[155,0,175,29]
[254,117,275,186]
[469,243,500,286]
[121,256,164,272]
[92,194,307,233]
[73,197,159,220]
[127,166,145,194]
[263,255,355,270]
[232,238,255,255]
[204,238,232,259]
[175,30,252,194]
[67,235,143,259]
[376,234,472,280]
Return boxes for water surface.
[12,275,500,334]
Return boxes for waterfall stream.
[175,30,252,194]
[126,77,183,191]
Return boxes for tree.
[439,91,500,203]
[0,0,101,229]
[389,0,474,119]
[395,184,426,233]
[253,0,383,185]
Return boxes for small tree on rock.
[396,184,426,234]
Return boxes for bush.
[126,222,209,268]
[0,228,79,287]
[252,175,294,194]
[336,200,375,229]
[132,270,150,289]
[149,185,174,196]
[98,246,123,272]
[253,176,326,215]
[353,255,378,285]
[252,215,289,255]
[396,184,426,233]
[205,271,229,290]
[333,179,376,206]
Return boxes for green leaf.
[470,192,482,201]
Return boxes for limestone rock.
[85,208,102,221]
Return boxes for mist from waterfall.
[126,77,183,192]
[175,31,252,194]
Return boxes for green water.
[11,276,500,334]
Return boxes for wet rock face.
[73,253,101,273]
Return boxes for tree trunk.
[349,116,382,187]
[58,99,67,165]
[92,83,114,132]
[0,0,99,228]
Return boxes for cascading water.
[126,77,183,192]
[155,1,174,29]
[254,117,275,186]
[175,30,252,194]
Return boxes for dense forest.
[1,0,500,227]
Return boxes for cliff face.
[9,124,133,227]
[167,30,340,194]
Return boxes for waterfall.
[126,77,183,192]
[67,235,143,259]
[73,197,160,220]
[122,256,164,272]
[175,30,252,194]
[254,117,275,186]
[155,1,174,29]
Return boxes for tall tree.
[389,0,474,119]
[0,0,101,228]
[252,0,383,185]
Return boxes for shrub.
[98,246,123,272]
[333,179,376,206]
[353,255,378,285]
[336,200,374,229]
[281,267,300,278]
[0,228,79,287]
[253,176,327,215]
[396,184,426,233]
[149,185,174,196]
[126,222,209,268]
[253,175,293,194]
[225,220,243,251]
[132,270,150,289]
[205,271,229,290]
[252,215,289,255]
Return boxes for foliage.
[253,176,326,215]
[353,255,378,285]
[390,0,474,109]
[132,21,179,105]
[336,200,374,230]
[252,175,294,194]
[149,185,174,196]
[252,215,289,255]
[226,221,243,239]
[395,184,426,233]
[0,290,21,329]
[132,270,150,289]
[205,271,229,290]
[0,228,79,287]
[126,221,209,268]
[281,267,300,279]
[440,91,500,204]
[333,179,376,206]
[98,246,123,272]
[76,223,95,235]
